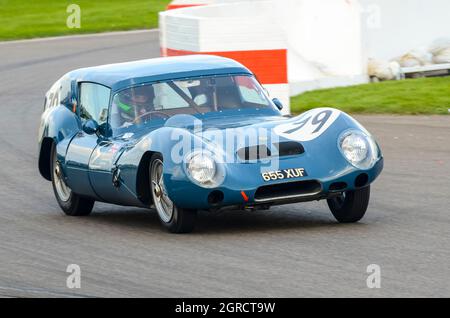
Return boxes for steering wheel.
[133,111,170,123]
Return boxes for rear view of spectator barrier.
[160,2,290,114]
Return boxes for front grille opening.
[254,180,322,202]
[355,173,369,188]
[274,141,305,156]
[329,182,348,192]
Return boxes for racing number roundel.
[274,108,341,142]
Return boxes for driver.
[116,85,155,125]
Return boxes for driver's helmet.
[117,85,155,122]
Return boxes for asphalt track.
[0,30,449,298]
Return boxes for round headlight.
[339,131,378,169]
[187,152,216,184]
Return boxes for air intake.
[237,145,271,161]
[273,141,305,156]
[237,142,304,161]
[254,180,322,203]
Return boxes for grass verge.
[291,77,450,115]
[0,0,170,41]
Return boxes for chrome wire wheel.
[52,150,71,202]
[151,159,174,223]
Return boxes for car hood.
[162,108,362,161]
[129,108,372,165]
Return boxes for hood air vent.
[237,141,304,161]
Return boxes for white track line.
[0,29,159,45]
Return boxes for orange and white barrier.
[160,0,370,113]
[160,1,290,114]
[166,0,256,10]
[161,0,450,106]
[167,0,212,10]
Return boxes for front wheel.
[51,143,94,216]
[327,186,370,223]
[150,154,197,233]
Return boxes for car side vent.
[237,145,272,161]
[273,141,305,157]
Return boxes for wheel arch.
[136,150,162,206]
[38,105,80,181]
[38,137,55,181]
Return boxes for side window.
[79,83,111,124]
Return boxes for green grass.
[0,0,170,40]
[291,77,450,115]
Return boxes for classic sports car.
[38,55,383,233]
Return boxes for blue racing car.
[38,55,383,233]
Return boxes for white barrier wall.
[160,0,369,113]
[360,0,450,60]
[161,0,450,109]
[160,1,290,114]
[273,0,367,95]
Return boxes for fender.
[38,105,80,180]
[111,126,210,206]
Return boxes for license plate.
[261,168,307,182]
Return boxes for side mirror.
[272,98,284,111]
[82,119,99,135]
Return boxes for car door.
[88,137,129,204]
[64,82,111,198]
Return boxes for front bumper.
[165,157,384,210]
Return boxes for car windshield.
[110,75,277,135]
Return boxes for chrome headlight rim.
[338,129,379,170]
[184,150,219,188]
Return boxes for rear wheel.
[150,153,197,233]
[327,186,370,223]
[51,143,94,216]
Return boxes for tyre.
[150,153,197,233]
[51,143,94,216]
[327,186,370,223]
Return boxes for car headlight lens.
[339,131,379,169]
[341,133,368,163]
[187,152,216,184]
